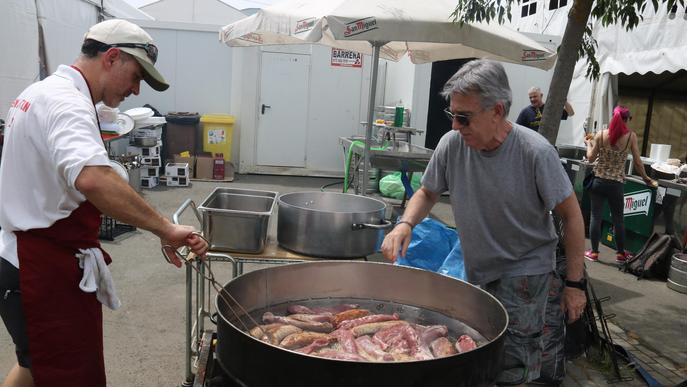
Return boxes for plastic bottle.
[394,101,404,128]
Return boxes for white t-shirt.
[0,65,111,268]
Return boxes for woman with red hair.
[584,106,656,263]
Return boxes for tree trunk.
[539,0,594,146]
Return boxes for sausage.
[280,331,332,349]
[337,313,400,330]
[332,309,371,328]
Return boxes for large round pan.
[215,261,508,387]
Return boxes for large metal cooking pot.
[277,191,392,257]
[215,261,508,387]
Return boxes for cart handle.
[173,198,202,227]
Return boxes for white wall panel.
[305,45,366,173]
[0,0,39,119]
[120,24,233,117]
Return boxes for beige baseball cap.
[85,19,169,91]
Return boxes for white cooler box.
[166,176,189,187]
[165,163,189,177]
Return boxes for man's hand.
[561,287,586,323]
[161,224,209,267]
[380,223,413,262]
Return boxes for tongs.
[161,233,271,340]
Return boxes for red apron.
[16,201,111,387]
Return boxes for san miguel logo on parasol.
[344,17,378,37]
[239,33,263,44]
[624,190,652,217]
[295,18,316,34]
[521,50,547,62]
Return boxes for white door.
[256,52,310,167]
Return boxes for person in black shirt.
[516,86,574,132]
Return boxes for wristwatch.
[565,278,587,290]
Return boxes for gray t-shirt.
[422,123,572,285]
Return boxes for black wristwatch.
[565,278,587,290]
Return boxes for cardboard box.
[195,154,214,180]
[173,155,195,178]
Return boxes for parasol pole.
[361,42,384,196]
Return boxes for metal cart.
[171,199,365,386]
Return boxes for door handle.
[261,104,271,114]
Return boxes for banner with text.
[331,48,363,68]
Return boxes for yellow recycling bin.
[200,114,235,160]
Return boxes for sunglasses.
[108,43,158,64]
[444,108,473,126]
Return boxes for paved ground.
[1,174,686,386]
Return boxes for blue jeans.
[589,178,625,253]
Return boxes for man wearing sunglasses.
[0,19,208,387]
[381,60,586,387]
[515,86,574,132]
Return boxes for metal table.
[339,136,433,201]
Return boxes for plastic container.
[394,106,404,127]
[200,114,235,161]
[165,112,200,158]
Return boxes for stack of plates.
[124,107,154,122]
[652,162,679,175]
[134,116,166,129]
[101,113,135,136]
[651,162,680,180]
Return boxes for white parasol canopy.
[220,0,557,194]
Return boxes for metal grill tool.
[161,233,270,342]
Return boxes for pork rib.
[455,334,477,353]
[263,312,334,333]
[355,335,394,362]
[430,337,457,358]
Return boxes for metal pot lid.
[278,191,386,213]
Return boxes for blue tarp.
[393,218,466,280]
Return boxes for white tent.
[511,1,687,148]
[140,0,247,25]
[0,0,153,119]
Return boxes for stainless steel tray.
[198,187,277,253]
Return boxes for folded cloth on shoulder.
[76,248,121,310]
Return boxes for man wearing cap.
[0,19,207,387]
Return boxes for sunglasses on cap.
[108,43,158,64]
[444,108,473,126]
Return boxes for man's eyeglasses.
[444,108,472,126]
[108,43,158,64]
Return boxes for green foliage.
[451,0,685,80]
[450,0,514,24]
